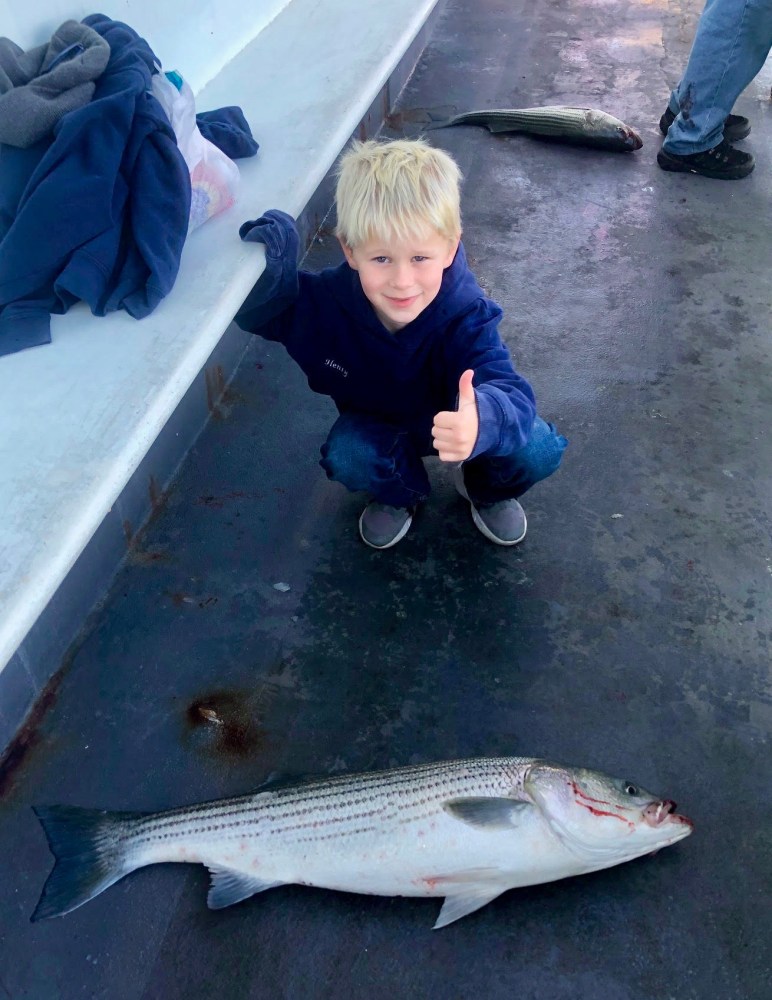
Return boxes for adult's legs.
[664,0,772,155]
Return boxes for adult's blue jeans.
[319,413,567,508]
[663,0,772,155]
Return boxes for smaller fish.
[435,106,643,152]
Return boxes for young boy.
[235,138,566,549]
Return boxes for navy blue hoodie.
[0,15,190,356]
[235,210,537,459]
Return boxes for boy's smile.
[341,231,459,332]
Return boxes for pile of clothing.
[0,14,259,357]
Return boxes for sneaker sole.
[470,503,527,546]
[358,510,413,549]
[656,149,755,180]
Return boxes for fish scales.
[32,756,691,927]
[131,765,525,869]
[459,109,592,128]
[109,766,509,883]
[132,758,527,846]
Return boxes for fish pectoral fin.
[433,885,506,930]
[206,867,285,910]
[442,797,532,829]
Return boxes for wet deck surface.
[1,0,771,997]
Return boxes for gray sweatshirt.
[0,20,110,148]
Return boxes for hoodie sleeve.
[450,302,537,460]
[234,209,301,341]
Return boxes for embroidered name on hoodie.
[324,358,349,378]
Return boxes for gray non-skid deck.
[1,0,771,997]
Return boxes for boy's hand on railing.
[432,369,479,462]
[239,209,297,258]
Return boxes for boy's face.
[341,230,459,332]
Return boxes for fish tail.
[31,805,145,921]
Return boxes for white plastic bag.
[152,70,240,232]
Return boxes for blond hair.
[334,138,462,247]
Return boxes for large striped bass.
[436,106,643,152]
[32,756,692,928]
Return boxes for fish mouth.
[623,127,644,150]
[642,800,693,830]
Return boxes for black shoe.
[656,139,755,180]
[659,106,751,142]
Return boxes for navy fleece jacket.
[235,210,537,459]
[0,14,190,357]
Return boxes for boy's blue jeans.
[663,0,772,155]
[320,413,567,508]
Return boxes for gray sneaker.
[359,502,413,549]
[471,498,527,545]
[452,464,526,546]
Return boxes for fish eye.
[624,783,639,796]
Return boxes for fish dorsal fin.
[433,886,506,929]
[206,867,285,910]
[443,797,531,829]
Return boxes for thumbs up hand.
[432,370,479,462]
